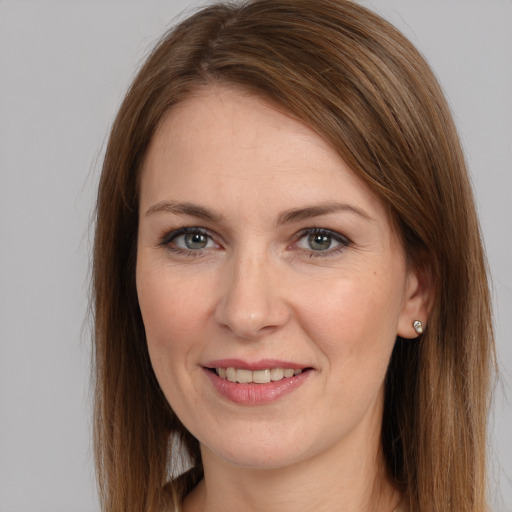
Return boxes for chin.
[197,420,336,473]
[208,442,305,471]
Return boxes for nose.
[214,250,290,340]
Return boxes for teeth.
[226,367,236,381]
[235,369,252,384]
[253,369,271,384]
[270,368,284,381]
[215,367,305,384]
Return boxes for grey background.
[0,1,510,511]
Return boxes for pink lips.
[203,359,312,405]
[204,358,308,371]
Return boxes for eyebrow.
[145,200,371,224]
[275,201,372,226]
[145,200,223,223]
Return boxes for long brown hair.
[92,1,495,510]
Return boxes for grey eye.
[166,229,217,251]
[183,232,209,250]
[307,233,333,251]
[294,229,350,256]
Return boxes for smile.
[215,367,303,384]
[205,366,312,405]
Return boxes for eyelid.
[292,227,352,256]
[297,227,351,243]
[159,226,221,252]
[158,226,350,258]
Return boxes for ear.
[397,262,435,339]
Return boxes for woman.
[92,1,495,511]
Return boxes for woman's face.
[136,86,424,470]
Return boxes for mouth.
[211,367,307,384]
[203,361,313,404]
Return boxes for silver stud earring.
[413,320,423,335]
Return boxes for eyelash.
[293,228,351,258]
[158,227,351,258]
[159,227,217,258]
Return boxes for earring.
[413,320,423,335]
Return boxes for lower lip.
[204,368,311,405]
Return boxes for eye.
[161,227,219,252]
[295,228,350,255]
[179,231,212,250]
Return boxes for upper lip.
[203,358,310,371]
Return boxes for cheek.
[136,262,210,355]
[298,271,403,372]
[136,262,214,418]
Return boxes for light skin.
[136,86,431,512]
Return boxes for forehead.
[139,86,389,226]
[144,86,330,176]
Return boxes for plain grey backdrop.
[0,1,511,511]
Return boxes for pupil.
[309,233,331,251]
[185,233,207,249]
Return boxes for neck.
[191,455,399,512]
